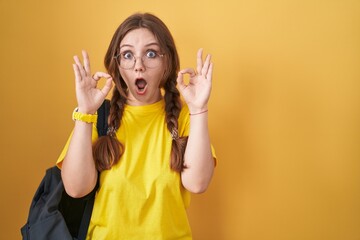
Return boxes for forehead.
[120,28,159,49]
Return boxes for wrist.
[72,107,98,123]
[188,104,208,114]
[77,106,96,115]
[189,109,208,116]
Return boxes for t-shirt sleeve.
[56,123,99,168]
[178,103,217,165]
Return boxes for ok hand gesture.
[73,50,113,114]
[177,49,213,113]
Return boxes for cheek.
[158,66,167,86]
[119,69,131,87]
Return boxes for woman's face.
[118,28,166,106]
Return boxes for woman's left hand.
[177,48,213,113]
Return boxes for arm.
[177,49,215,193]
[61,50,112,198]
[181,112,214,193]
[62,121,97,198]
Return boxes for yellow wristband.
[72,107,98,123]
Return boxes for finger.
[73,55,86,76]
[201,54,212,76]
[82,50,91,75]
[206,62,214,81]
[93,72,112,81]
[73,64,82,82]
[176,71,186,90]
[100,77,113,96]
[179,68,196,78]
[196,48,203,75]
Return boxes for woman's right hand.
[73,50,113,114]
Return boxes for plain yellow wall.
[1,0,359,239]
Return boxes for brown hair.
[92,13,187,172]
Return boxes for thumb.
[100,77,113,96]
[176,71,186,91]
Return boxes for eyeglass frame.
[113,50,165,70]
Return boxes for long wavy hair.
[92,13,188,172]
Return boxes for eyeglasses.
[114,50,164,69]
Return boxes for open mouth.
[135,78,148,95]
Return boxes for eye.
[146,50,157,58]
[122,51,133,60]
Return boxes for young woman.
[57,12,216,239]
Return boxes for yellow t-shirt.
[57,99,215,239]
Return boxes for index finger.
[93,72,112,81]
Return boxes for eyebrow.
[119,42,160,50]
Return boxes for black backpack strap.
[96,99,110,137]
[76,192,96,240]
[77,99,110,240]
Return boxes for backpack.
[21,100,110,240]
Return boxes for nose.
[134,56,145,72]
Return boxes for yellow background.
[1,0,359,239]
